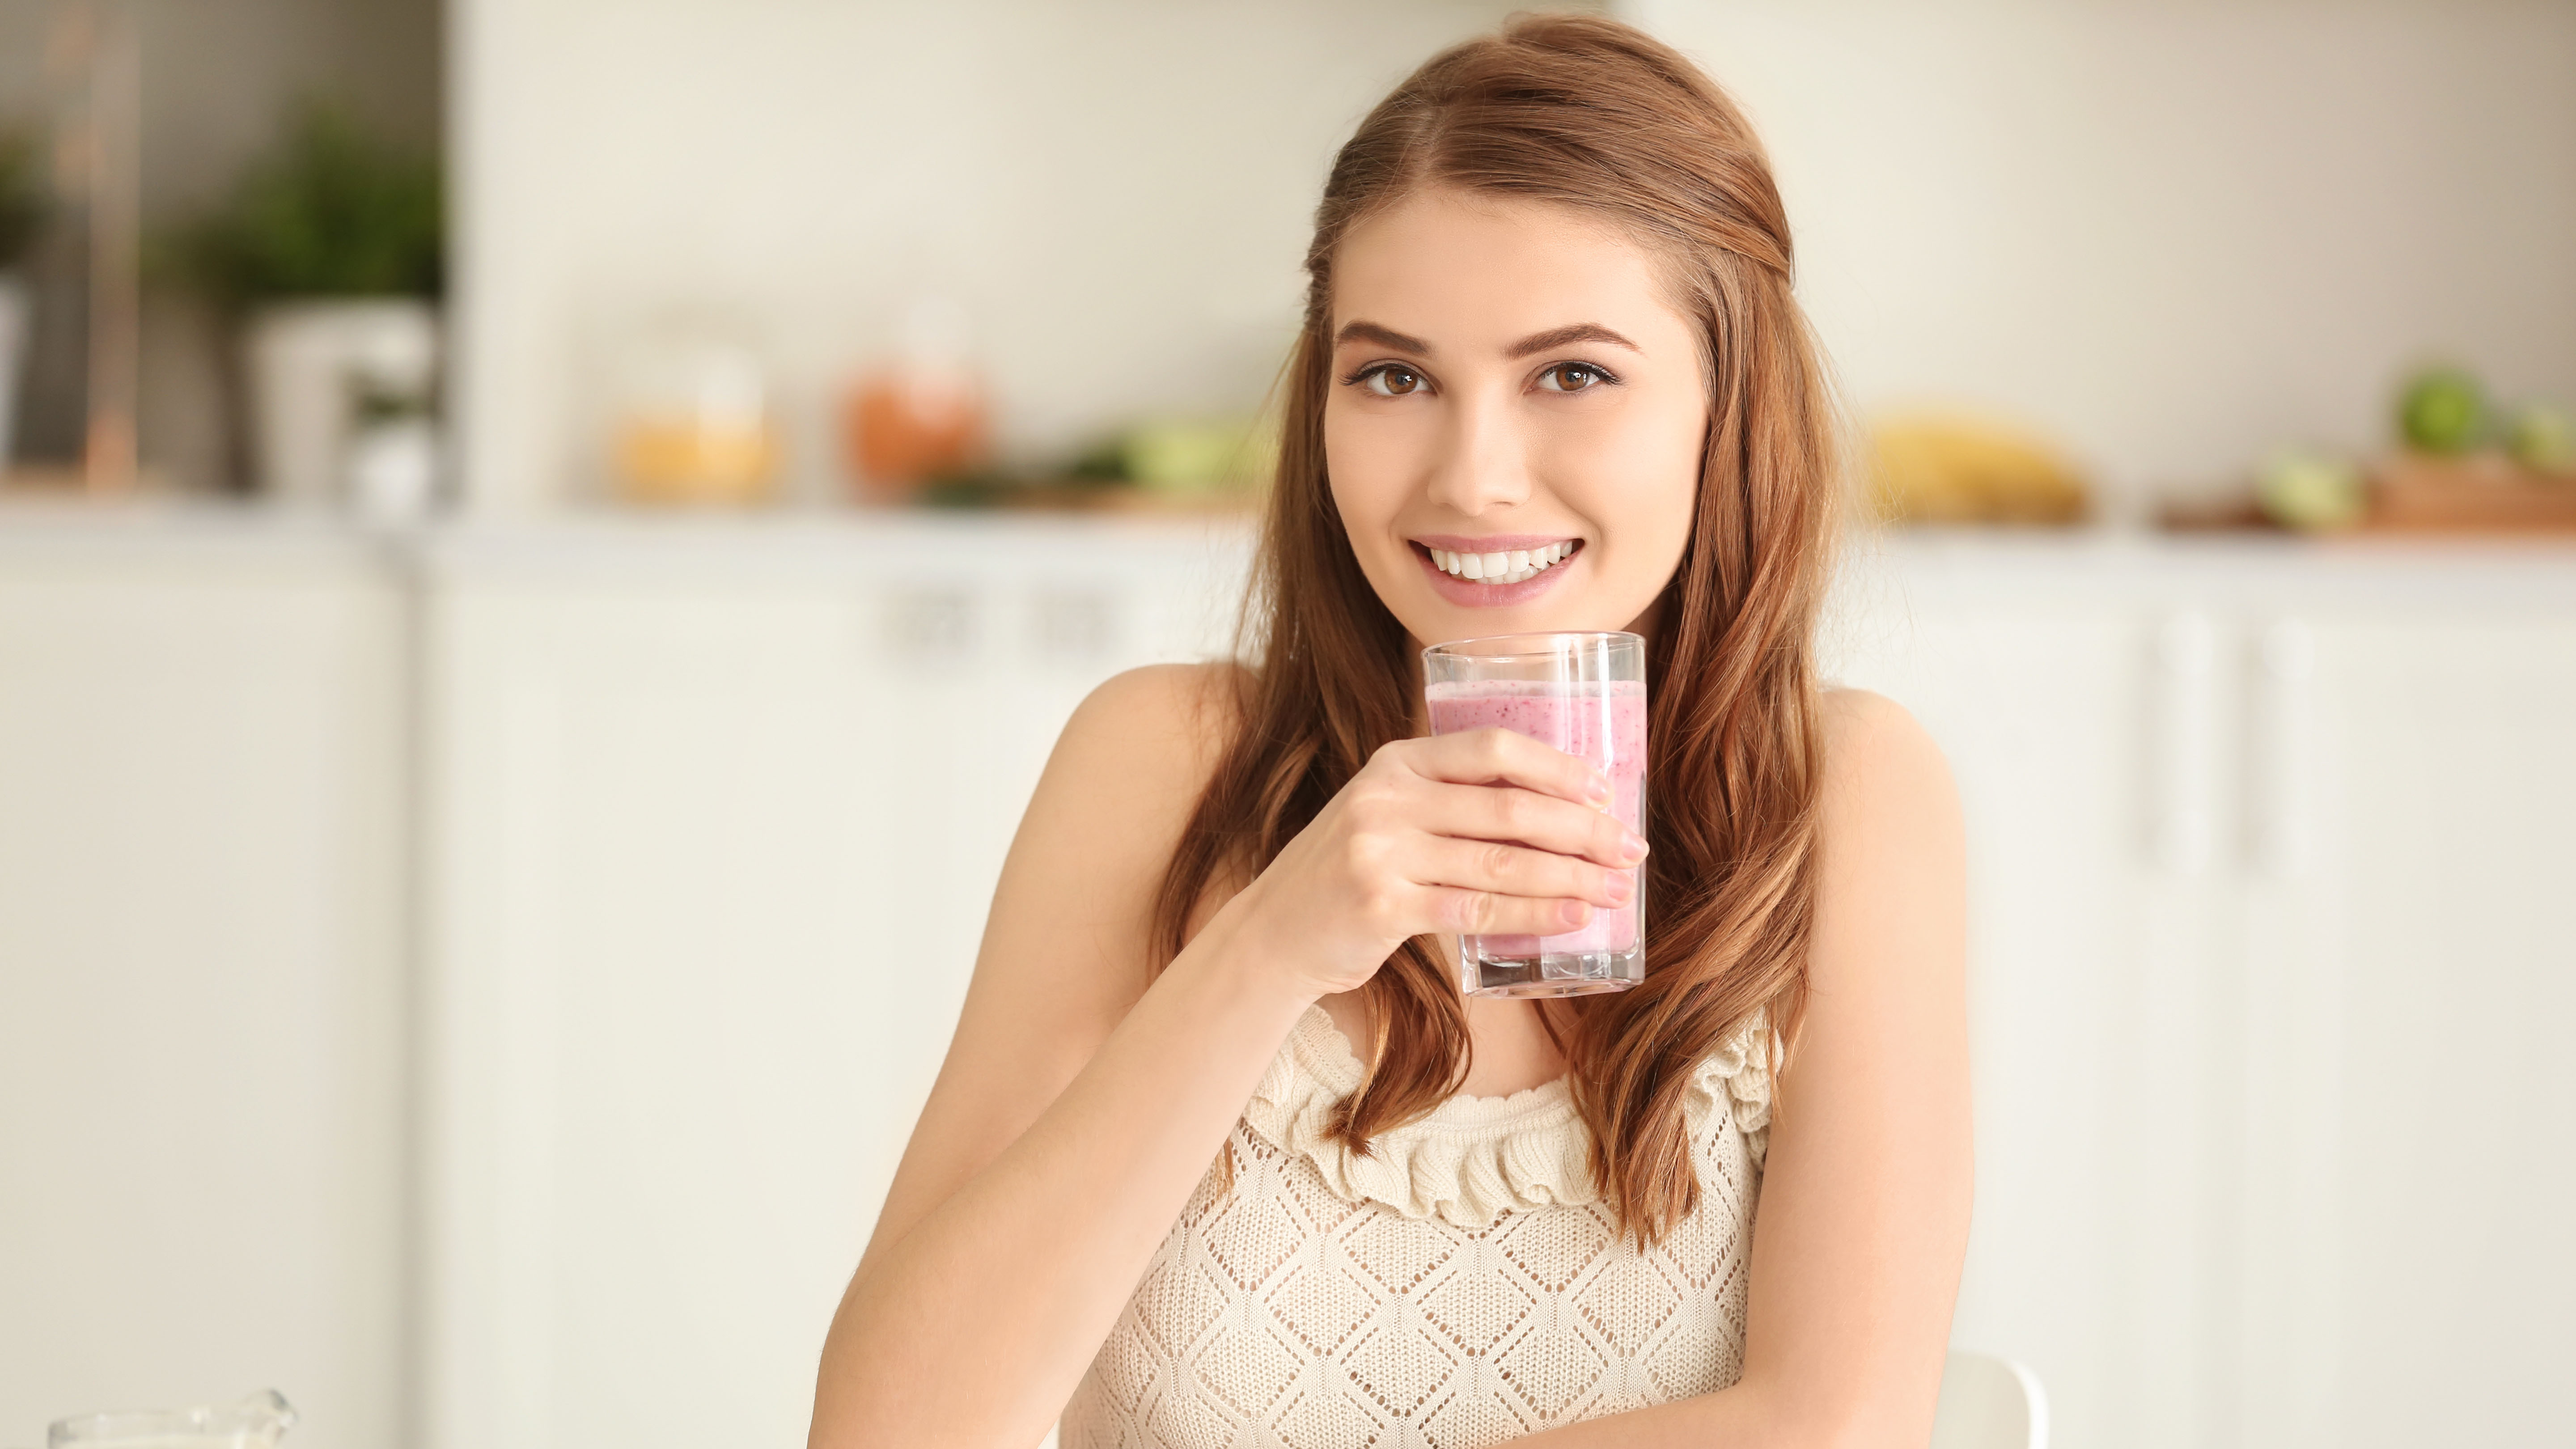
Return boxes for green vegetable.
[2398,367,2488,454]
[1072,417,1271,494]
[1124,420,1252,492]
[164,101,441,304]
[2257,447,2367,532]
[0,122,45,271]
[2509,402,2576,476]
[1065,437,1128,482]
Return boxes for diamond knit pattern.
[1062,1008,1770,1449]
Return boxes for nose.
[1421,386,1532,517]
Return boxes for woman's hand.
[1215,727,1648,1000]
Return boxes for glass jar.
[606,318,779,506]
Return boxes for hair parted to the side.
[1152,13,1841,1245]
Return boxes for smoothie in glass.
[1425,673,1647,994]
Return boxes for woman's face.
[1325,190,1708,648]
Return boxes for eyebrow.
[1506,323,1641,359]
[1330,319,1643,359]
[1334,320,1432,354]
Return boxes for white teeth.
[1427,541,1577,582]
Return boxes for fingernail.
[1603,873,1634,906]
[1587,772,1614,806]
[1560,900,1593,928]
[1619,828,1648,864]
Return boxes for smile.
[1419,539,1579,585]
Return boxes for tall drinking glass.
[1423,631,1647,998]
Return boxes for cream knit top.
[1062,1004,1774,1449]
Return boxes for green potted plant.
[172,102,443,510]
[0,122,48,469]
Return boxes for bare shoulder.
[1054,660,1246,793]
[989,659,1250,993]
[1035,662,1247,875]
[1806,687,1964,990]
[1816,687,1956,824]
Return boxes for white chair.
[1931,1350,2049,1449]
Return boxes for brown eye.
[1538,362,1608,393]
[1362,364,1424,397]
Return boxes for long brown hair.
[1153,14,1842,1244]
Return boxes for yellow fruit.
[1867,413,2088,525]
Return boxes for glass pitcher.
[45,1390,295,1449]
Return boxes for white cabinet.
[2247,600,2576,1449]
[416,517,1248,1449]
[0,519,407,1448]
[1828,540,2576,1449]
[6,515,2566,1449]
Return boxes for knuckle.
[1478,840,1519,882]
[1344,830,1392,876]
[1358,747,1408,786]
[1457,890,1497,932]
[1348,780,1409,830]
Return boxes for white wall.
[1625,0,2576,508]
[452,0,1555,513]
[458,0,2576,516]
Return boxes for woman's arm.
[808,663,1294,1449]
[810,664,1641,1449]
[1507,689,1974,1449]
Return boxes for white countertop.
[4,495,2574,608]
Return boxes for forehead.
[1330,190,1685,345]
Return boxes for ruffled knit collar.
[1237,1004,1772,1229]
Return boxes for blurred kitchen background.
[2,1,2571,1447]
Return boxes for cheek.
[1543,392,1703,549]
[1322,401,1407,527]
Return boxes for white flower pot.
[0,272,30,468]
[347,415,441,522]
[243,297,439,505]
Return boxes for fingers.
[1336,731,1646,950]
[1419,779,1645,869]
[1405,728,1613,807]
[1418,835,1634,912]
[1421,885,1601,938]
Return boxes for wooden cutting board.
[2368,453,2576,532]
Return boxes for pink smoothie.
[1425,678,1646,959]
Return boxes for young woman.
[811,16,1970,1447]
